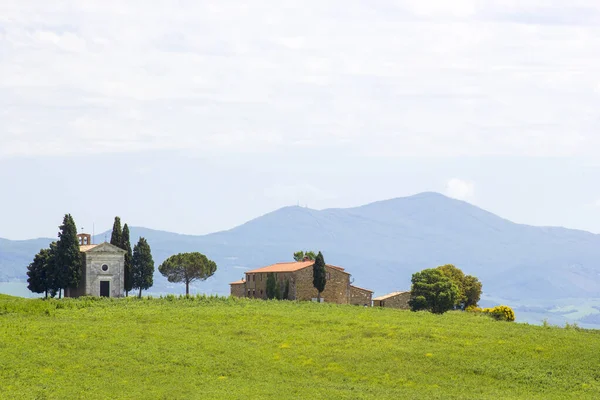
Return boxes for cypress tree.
[121,224,133,296]
[283,279,290,300]
[110,217,122,247]
[26,244,56,298]
[313,251,327,302]
[275,279,282,300]
[132,237,154,298]
[54,214,82,298]
[266,272,276,299]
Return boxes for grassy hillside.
[1,295,599,399]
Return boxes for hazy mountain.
[0,238,54,282]
[2,192,600,326]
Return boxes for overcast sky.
[1,1,600,240]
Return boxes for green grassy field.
[1,294,599,399]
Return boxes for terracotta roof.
[79,244,99,252]
[230,279,246,285]
[246,261,347,274]
[373,291,409,301]
[350,285,373,293]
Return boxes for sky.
[1,1,600,240]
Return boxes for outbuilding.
[373,291,411,309]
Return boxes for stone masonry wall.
[378,292,411,309]
[230,283,246,297]
[245,272,294,299]
[86,252,124,298]
[294,265,350,304]
[350,286,373,306]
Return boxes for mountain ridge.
[2,191,600,328]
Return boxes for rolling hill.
[3,295,599,399]
[2,192,600,326]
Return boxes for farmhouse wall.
[293,265,350,304]
[375,292,411,309]
[230,282,246,297]
[245,272,294,299]
[350,286,373,306]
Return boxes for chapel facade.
[64,233,126,298]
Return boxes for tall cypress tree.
[132,237,154,298]
[121,224,133,297]
[313,251,327,302]
[283,279,290,300]
[54,214,82,298]
[110,217,122,247]
[26,244,56,298]
[266,272,277,299]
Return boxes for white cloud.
[445,179,475,200]
[1,0,600,158]
[403,0,479,18]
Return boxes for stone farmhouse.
[230,258,373,305]
[64,233,126,298]
[372,291,411,309]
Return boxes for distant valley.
[2,192,600,328]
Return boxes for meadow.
[1,294,599,399]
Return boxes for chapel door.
[100,281,110,297]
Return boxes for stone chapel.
[64,233,126,298]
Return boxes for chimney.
[303,256,311,262]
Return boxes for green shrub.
[482,305,515,322]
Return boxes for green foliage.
[54,214,82,297]
[409,268,459,314]
[26,244,56,298]
[1,296,600,399]
[275,279,282,300]
[293,250,317,261]
[158,252,217,295]
[283,279,290,300]
[436,264,482,309]
[463,275,482,309]
[121,224,133,296]
[483,305,516,322]
[131,237,154,298]
[110,216,122,248]
[313,251,326,300]
[266,273,277,299]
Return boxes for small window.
[260,289,263,296]
[252,289,256,297]
[247,289,251,297]
[101,264,109,272]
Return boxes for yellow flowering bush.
[465,305,482,313]
[482,305,515,322]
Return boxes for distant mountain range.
[2,192,600,327]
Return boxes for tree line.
[408,264,484,314]
[109,216,154,297]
